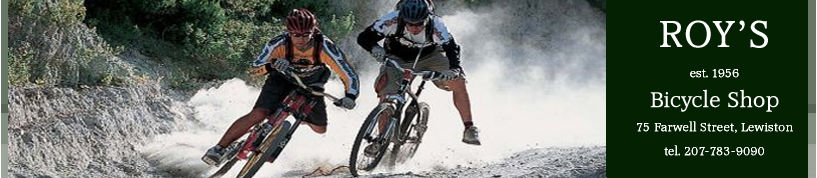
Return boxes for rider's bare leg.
[217,108,271,147]
[376,95,390,133]
[447,78,473,125]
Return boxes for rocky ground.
[281,146,606,178]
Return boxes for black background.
[609,1,807,177]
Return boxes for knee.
[244,109,270,123]
[378,95,387,102]
[312,125,327,134]
[446,79,467,92]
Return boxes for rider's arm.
[320,38,360,99]
[357,11,399,52]
[431,16,463,70]
[442,37,462,70]
[357,25,385,52]
[251,34,288,76]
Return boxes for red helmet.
[286,9,317,34]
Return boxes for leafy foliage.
[8,0,357,89]
[81,0,355,89]
[9,0,130,87]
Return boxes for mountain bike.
[207,69,341,178]
[348,58,444,177]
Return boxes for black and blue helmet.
[398,0,430,23]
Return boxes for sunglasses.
[291,33,312,38]
[406,20,426,27]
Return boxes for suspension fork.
[372,99,402,145]
[391,103,404,142]
[258,96,315,161]
[403,80,426,123]
[393,80,426,144]
[280,97,319,145]
[268,117,301,159]
[241,92,305,155]
[272,94,319,150]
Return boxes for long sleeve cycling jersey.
[252,33,360,99]
[357,10,462,70]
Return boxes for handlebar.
[266,63,341,104]
[286,70,340,102]
[382,58,451,82]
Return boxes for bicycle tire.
[236,121,292,178]
[349,103,396,177]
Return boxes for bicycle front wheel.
[349,103,396,177]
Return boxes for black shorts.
[254,73,329,126]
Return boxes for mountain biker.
[356,0,481,157]
[202,9,360,166]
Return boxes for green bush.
[82,0,356,89]
[9,0,356,89]
[8,47,32,86]
[321,13,356,40]
[9,0,131,87]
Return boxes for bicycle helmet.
[286,9,317,34]
[398,0,430,24]
[396,0,435,12]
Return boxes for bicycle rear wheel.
[349,103,396,177]
[391,102,430,164]
[236,121,292,178]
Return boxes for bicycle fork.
[265,118,302,163]
[365,105,400,147]
[257,97,315,163]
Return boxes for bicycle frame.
[235,89,314,160]
[233,71,339,161]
